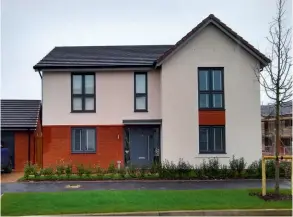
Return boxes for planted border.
[20,156,291,182]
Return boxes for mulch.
[249,192,292,201]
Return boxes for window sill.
[71,151,96,154]
[199,108,225,111]
[198,152,227,155]
[134,110,148,113]
[71,110,96,113]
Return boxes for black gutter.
[33,64,155,71]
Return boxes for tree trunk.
[275,104,280,194]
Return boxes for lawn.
[1,189,292,216]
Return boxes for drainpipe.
[27,129,31,164]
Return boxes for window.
[264,121,269,131]
[199,126,225,154]
[134,72,148,111]
[198,68,224,109]
[285,119,292,127]
[71,128,96,153]
[71,73,95,112]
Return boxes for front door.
[128,127,157,167]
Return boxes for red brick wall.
[14,131,35,171]
[42,125,124,169]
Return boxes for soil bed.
[249,192,292,201]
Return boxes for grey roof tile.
[1,99,41,129]
[33,45,173,70]
[261,101,292,117]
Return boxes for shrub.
[32,165,40,178]
[199,160,209,179]
[246,160,261,178]
[24,162,37,178]
[127,165,137,178]
[280,161,291,179]
[206,158,221,179]
[177,158,193,179]
[150,162,161,174]
[56,164,66,177]
[118,167,126,178]
[229,155,246,177]
[76,164,85,177]
[42,167,54,178]
[65,164,72,178]
[107,161,116,173]
[266,160,275,178]
[94,164,104,175]
[84,166,93,178]
[159,160,177,179]
[139,166,148,178]
[220,164,230,179]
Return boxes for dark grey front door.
[1,131,15,168]
[129,127,156,167]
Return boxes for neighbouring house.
[33,14,271,169]
[261,101,292,155]
[1,99,42,171]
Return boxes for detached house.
[33,14,270,169]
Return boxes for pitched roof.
[33,14,270,71]
[1,99,41,129]
[261,101,292,117]
[156,14,271,67]
[33,45,172,70]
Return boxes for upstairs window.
[198,68,224,109]
[71,73,95,112]
[134,72,148,112]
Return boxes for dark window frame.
[285,119,292,127]
[71,73,96,113]
[199,126,226,154]
[198,67,225,110]
[71,127,97,154]
[134,72,148,112]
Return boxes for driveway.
[1,179,291,193]
[1,172,23,183]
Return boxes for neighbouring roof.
[33,14,270,71]
[1,99,41,129]
[261,101,292,117]
[33,45,172,70]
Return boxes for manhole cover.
[65,184,81,189]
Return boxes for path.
[1,179,291,193]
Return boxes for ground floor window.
[71,128,96,153]
[199,126,225,154]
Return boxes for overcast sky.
[1,0,292,104]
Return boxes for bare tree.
[255,0,292,194]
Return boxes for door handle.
[147,136,150,160]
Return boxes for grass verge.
[1,189,292,216]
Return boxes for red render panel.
[199,110,226,125]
